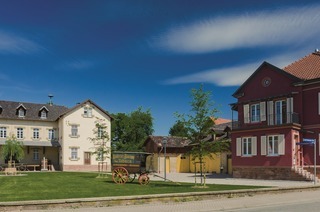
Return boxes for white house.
[0,99,112,172]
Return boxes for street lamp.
[162,139,167,181]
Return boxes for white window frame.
[268,135,279,155]
[84,107,92,118]
[33,128,40,139]
[242,137,252,156]
[70,147,79,160]
[18,108,25,117]
[71,125,78,137]
[0,127,7,138]
[41,110,47,119]
[17,128,24,139]
[261,134,285,156]
[250,104,260,123]
[236,137,257,157]
[48,129,55,140]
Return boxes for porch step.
[293,166,320,182]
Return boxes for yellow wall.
[147,152,229,174]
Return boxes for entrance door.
[84,152,91,165]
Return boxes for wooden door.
[84,152,91,165]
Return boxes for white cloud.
[152,4,320,53]
[0,31,43,55]
[164,50,311,86]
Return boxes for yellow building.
[144,135,231,174]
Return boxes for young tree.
[169,120,189,137]
[88,117,110,174]
[111,107,154,151]
[175,84,228,184]
[1,135,24,168]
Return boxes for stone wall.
[233,166,308,181]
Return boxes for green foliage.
[169,120,188,137]
[111,107,154,151]
[1,135,24,167]
[175,84,224,174]
[88,117,110,162]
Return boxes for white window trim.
[69,147,80,161]
[0,126,7,138]
[236,137,257,157]
[250,104,260,123]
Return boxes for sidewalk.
[149,172,316,188]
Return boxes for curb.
[1,185,320,210]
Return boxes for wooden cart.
[111,152,152,185]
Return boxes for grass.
[0,172,267,202]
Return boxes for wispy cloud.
[164,50,310,86]
[58,59,96,71]
[152,4,320,54]
[0,30,44,55]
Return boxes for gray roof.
[0,100,69,122]
[146,135,191,148]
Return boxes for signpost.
[297,139,316,185]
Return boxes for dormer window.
[16,104,26,118]
[39,106,49,119]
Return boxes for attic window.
[39,106,49,119]
[41,110,48,119]
[16,104,26,117]
[83,107,92,118]
[18,108,25,117]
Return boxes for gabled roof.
[283,51,320,80]
[145,135,191,148]
[232,61,300,98]
[0,100,69,121]
[59,99,113,120]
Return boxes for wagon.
[111,152,152,185]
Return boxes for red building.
[231,50,320,180]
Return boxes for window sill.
[69,157,80,161]
[69,135,80,138]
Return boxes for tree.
[169,120,188,137]
[175,84,229,184]
[88,117,110,173]
[111,107,154,151]
[1,135,24,168]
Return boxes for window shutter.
[268,101,274,125]
[278,134,285,155]
[236,138,242,156]
[286,98,293,123]
[260,102,266,121]
[261,136,266,155]
[243,104,249,124]
[252,137,257,156]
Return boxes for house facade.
[231,51,320,180]
[0,99,112,172]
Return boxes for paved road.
[31,188,320,212]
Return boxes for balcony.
[232,112,300,130]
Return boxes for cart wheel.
[112,167,129,184]
[128,173,136,183]
[138,173,149,185]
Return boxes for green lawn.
[0,172,266,202]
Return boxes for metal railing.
[232,112,300,129]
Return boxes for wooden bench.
[4,168,17,175]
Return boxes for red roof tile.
[283,51,320,80]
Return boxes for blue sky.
[1,0,320,135]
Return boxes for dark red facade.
[231,53,320,180]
